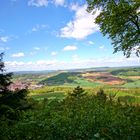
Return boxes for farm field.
[14,67,139,88]
[30,91,66,100]
[13,67,140,88]
[25,67,140,104]
[12,67,140,100]
[29,85,140,104]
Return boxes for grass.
[121,80,140,88]
[75,78,103,86]
[29,91,66,100]
[29,86,140,104]
[64,78,103,87]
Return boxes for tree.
[69,86,86,98]
[0,53,29,118]
[96,89,106,102]
[0,53,13,95]
[87,0,140,57]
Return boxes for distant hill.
[12,66,140,75]
[12,66,140,88]
[13,70,56,75]
[39,72,81,86]
[110,67,140,76]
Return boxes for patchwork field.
[26,67,140,104]
[13,67,140,88]
[82,72,125,85]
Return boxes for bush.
[96,88,107,102]
[68,86,86,98]
[0,94,140,140]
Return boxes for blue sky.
[0,0,139,71]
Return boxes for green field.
[38,67,140,88]
[64,78,103,87]
[30,91,65,100]
[13,67,140,88]
[13,67,140,103]
[121,80,140,88]
[29,85,140,104]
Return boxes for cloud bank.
[5,56,140,72]
[60,4,100,40]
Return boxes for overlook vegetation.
[1,87,140,140]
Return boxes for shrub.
[96,88,107,102]
[68,86,86,98]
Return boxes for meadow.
[13,67,140,104]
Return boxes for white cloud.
[28,0,65,7]
[11,52,25,58]
[63,45,78,51]
[29,24,48,33]
[51,51,58,56]
[30,51,37,56]
[60,4,100,40]
[28,0,48,7]
[54,0,65,6]
[34,47,40,50]
[0,35,17,43]
[99,45,105,49]
[5,56,140,72]
[0,47,10,51]
[36,60,58,65]
[0,36,9,43]
[132,45,140,54]
[88,41,94,45]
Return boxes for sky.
[0,0,139,71]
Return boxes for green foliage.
[118,95,136,105]
[87,0,140,57]
[30,85,140,104]
[0,53,29,119]
[96,88,107,102]
[0,53,13,95]
[30,86,73,95]
[68,86,86,98]
[0,95,140,140]
[31,91,65,101]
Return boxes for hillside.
[110,67,140,76]
[12,67,140,88]
[39,72,81,86]
[36,67,140,88]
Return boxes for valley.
[12,66,140,89]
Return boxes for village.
[8,81,43,91]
